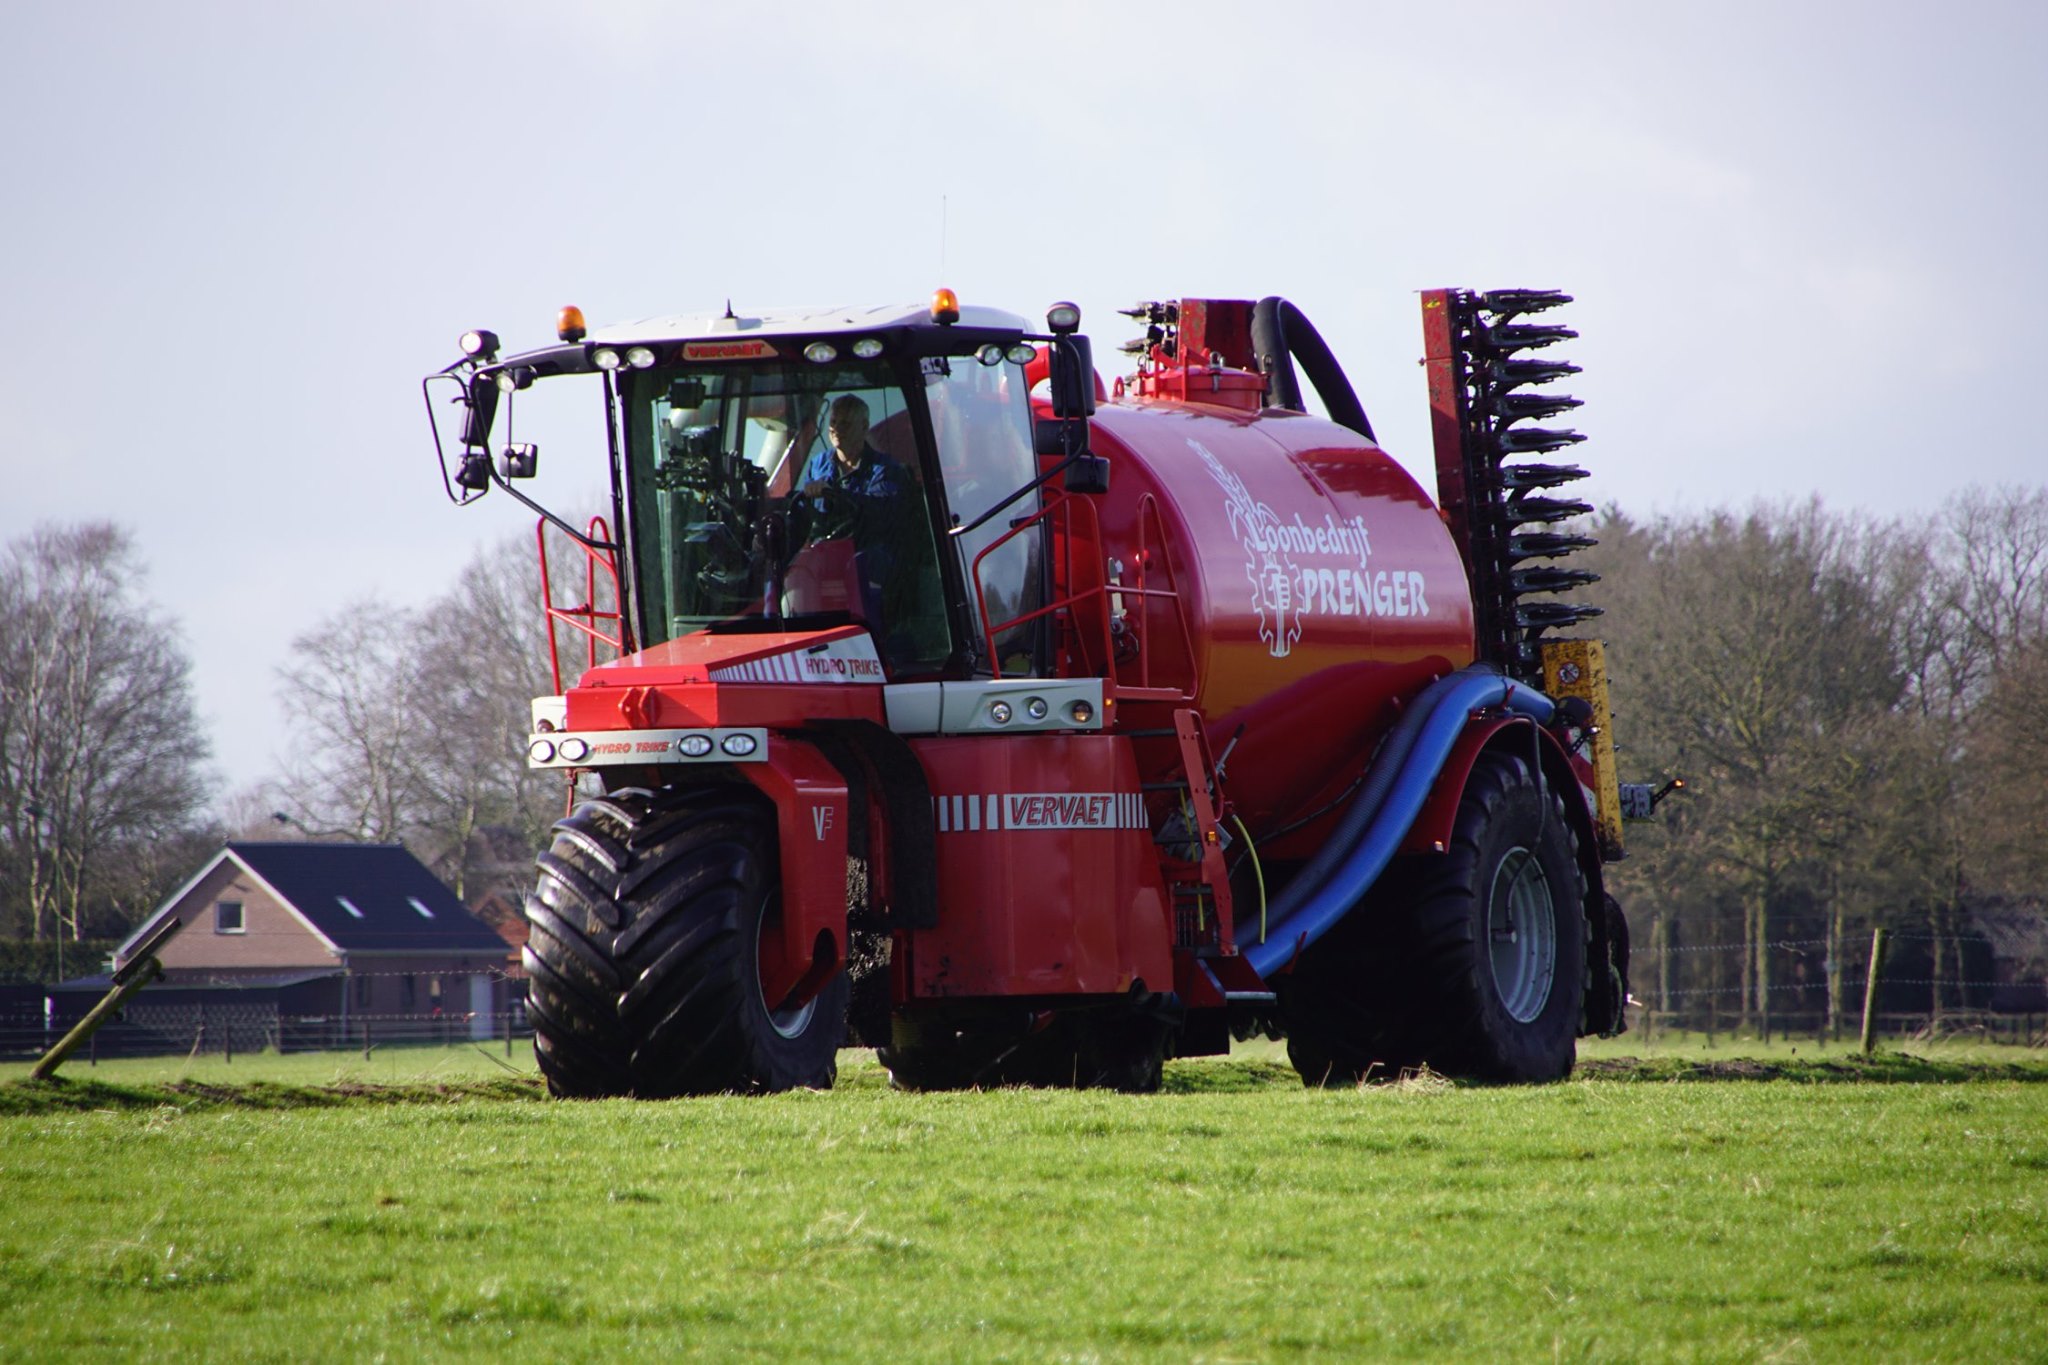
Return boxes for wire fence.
[0,1006,534,1063]
[1626,927,2048,1044]
[0,963,533,1063]
[5,932,2043,1061]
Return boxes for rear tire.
[522,785,847,1097]
[1282,750,1586,1085]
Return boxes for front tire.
[522,785,847,1097]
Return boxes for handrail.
[1124,492,1198,697]
[537,516,628,694]
[971,491,1195,701]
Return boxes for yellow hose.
[1229,812,1268,943]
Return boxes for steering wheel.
[790,482,857,542]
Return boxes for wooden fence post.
[1860,927,1890,1056]
[30,959,162,1081]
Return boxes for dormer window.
[215,900,245,934]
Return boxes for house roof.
[116,842,511,964]
[1967,898,2048,965]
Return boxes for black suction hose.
[1251,296,1376,443]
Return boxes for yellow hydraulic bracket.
[1541,638,1624,860]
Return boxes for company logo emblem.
[931,792,1147,833]
[707,634,884,685]
[682,339,776,360]
[811,805,835,840]
[1194,438,1432,659]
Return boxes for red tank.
[1068,402,1476,845]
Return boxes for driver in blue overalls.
[796,394,924,637]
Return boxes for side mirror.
[499,443,538,479]
[1047,335,1097,420]
[1064,454,1110,495]
[1034,418,1082,457]
[455,450,492,493]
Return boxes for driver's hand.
[800,478,830,499]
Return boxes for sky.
[3,1,2043,800]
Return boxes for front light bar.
[525,727,769,770]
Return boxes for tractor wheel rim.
[756,893,817,1041]
[1487,847,1557,1023]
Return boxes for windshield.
[619,348,1045,679]
[621,358,950,672]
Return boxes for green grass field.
[5,1041,2047,1362]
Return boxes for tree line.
[1588,487,2048,1032]
[3,489,2044,1029]
[0,521,574,949]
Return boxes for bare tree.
[1942,488,2048,902]
[270,528,564,902]
[410,542,560,899]
[1966,638,2048,894]
[1939,485,2048,690]
[0,523,212,942]
[1591,503,1919,1033]
[274,599,436,846]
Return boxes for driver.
[792,394,932,647]
[799,393,915,525]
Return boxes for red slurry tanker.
[423,289,1647,1094]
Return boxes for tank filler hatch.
[1116,299,1268,413]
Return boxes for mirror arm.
[948,446,1089,540]
[488,469,621,556]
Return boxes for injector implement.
[423,287,1640,1094]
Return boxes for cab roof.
[588,302,1032,346]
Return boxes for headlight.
[1025,697,1049,721]
[1068,700,1093,725]
[677,734,714,757]
[558,737,591,762]
[1005,342,1036,364]
[527,739,556,763]
[989,701,1013,725]
[721,733,758,757]
[852,338,884,359]
[592,349,622,371]
[626,346,657,369]
[804,341,838,364]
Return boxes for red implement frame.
[1168,707,1237,954]
[1420,289,1476,583]
[537,516,632,694]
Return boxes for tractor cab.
[425,299,1057,683]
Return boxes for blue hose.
[1239,668,1555,981]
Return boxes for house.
[1967,896,2048,1012]
[110,841,519,1044]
